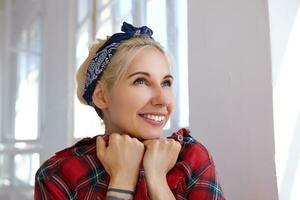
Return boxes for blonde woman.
[34,22,225,200]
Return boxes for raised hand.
[96,133,145,191]
[142,138,181,200]
[143,138,181,179]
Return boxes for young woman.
[34,22,226,200]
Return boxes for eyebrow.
[127,71,174,80]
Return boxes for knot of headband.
[82,22,154,107]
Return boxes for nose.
[151,86,171,107]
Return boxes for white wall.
[0,0,4,135]
[188,0,278,199]
[269,0,300,200]
[40,0,76,162]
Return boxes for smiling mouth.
[139,114,166,123]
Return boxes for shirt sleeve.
[34,176,69,200]
[187,163,226,200]
[34,157,71,200]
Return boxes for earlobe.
[92,82,108,109]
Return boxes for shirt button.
[177,134,183,141]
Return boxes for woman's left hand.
[142,138,181,179]
[142,139,181,200]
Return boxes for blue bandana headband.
[83,22,154,107]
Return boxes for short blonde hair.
[76,36,168,118]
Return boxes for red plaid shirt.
[34,128,226,199]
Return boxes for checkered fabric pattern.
[34,128,226,200]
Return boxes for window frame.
[0,0,43,198]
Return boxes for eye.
[133,77,147,85]
[162,79,172,87]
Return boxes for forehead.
[126,46,171,75]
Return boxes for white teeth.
[142,114,165,122]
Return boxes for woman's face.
[104,46,175,139]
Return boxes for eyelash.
[162,80,172,87]
[133,78,148,85]
[133,78,172,87]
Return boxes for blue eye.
[162,80,172,87]
[133,78,146,85]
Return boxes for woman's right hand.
[96,133,145,191]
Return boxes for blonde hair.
[76,36,168,118]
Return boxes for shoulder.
[167,128,220,196]
[168,129,226,199]
[35,135,107,190]
[169,128,215,173]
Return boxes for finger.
[143,139,153,147]
[132,137,144,146]
[109,133,120,140]
[96,136,106,158]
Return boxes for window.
[74,0,105,139]
[74,0,188,139]
[0,0,189,199]
[0,0,42,199]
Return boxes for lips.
[140,114,165,122]
[139,113,167,126]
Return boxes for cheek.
[170,96,176,112]
[167,90,176,112]
[110,89,148,113]
[126,90,152,112]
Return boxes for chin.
[139,130,162,140]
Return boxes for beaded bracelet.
[107,188,135,196]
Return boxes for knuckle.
[143,140,150,147]
[159,138,165,143]
[169,138,179,145]
[123,134,131,140]
[139,144,145,151]
[167,138,174,143]
[110,133,119,139]
[163,139,171,145]
[135,139,144,147]
[153,139,160,145]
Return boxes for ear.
[92,81,109,110]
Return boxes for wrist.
[109,174,137,191]
[144,172,167,189]
[144,174,173,200]
[144,168,166,181]
[106,188,134,200]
